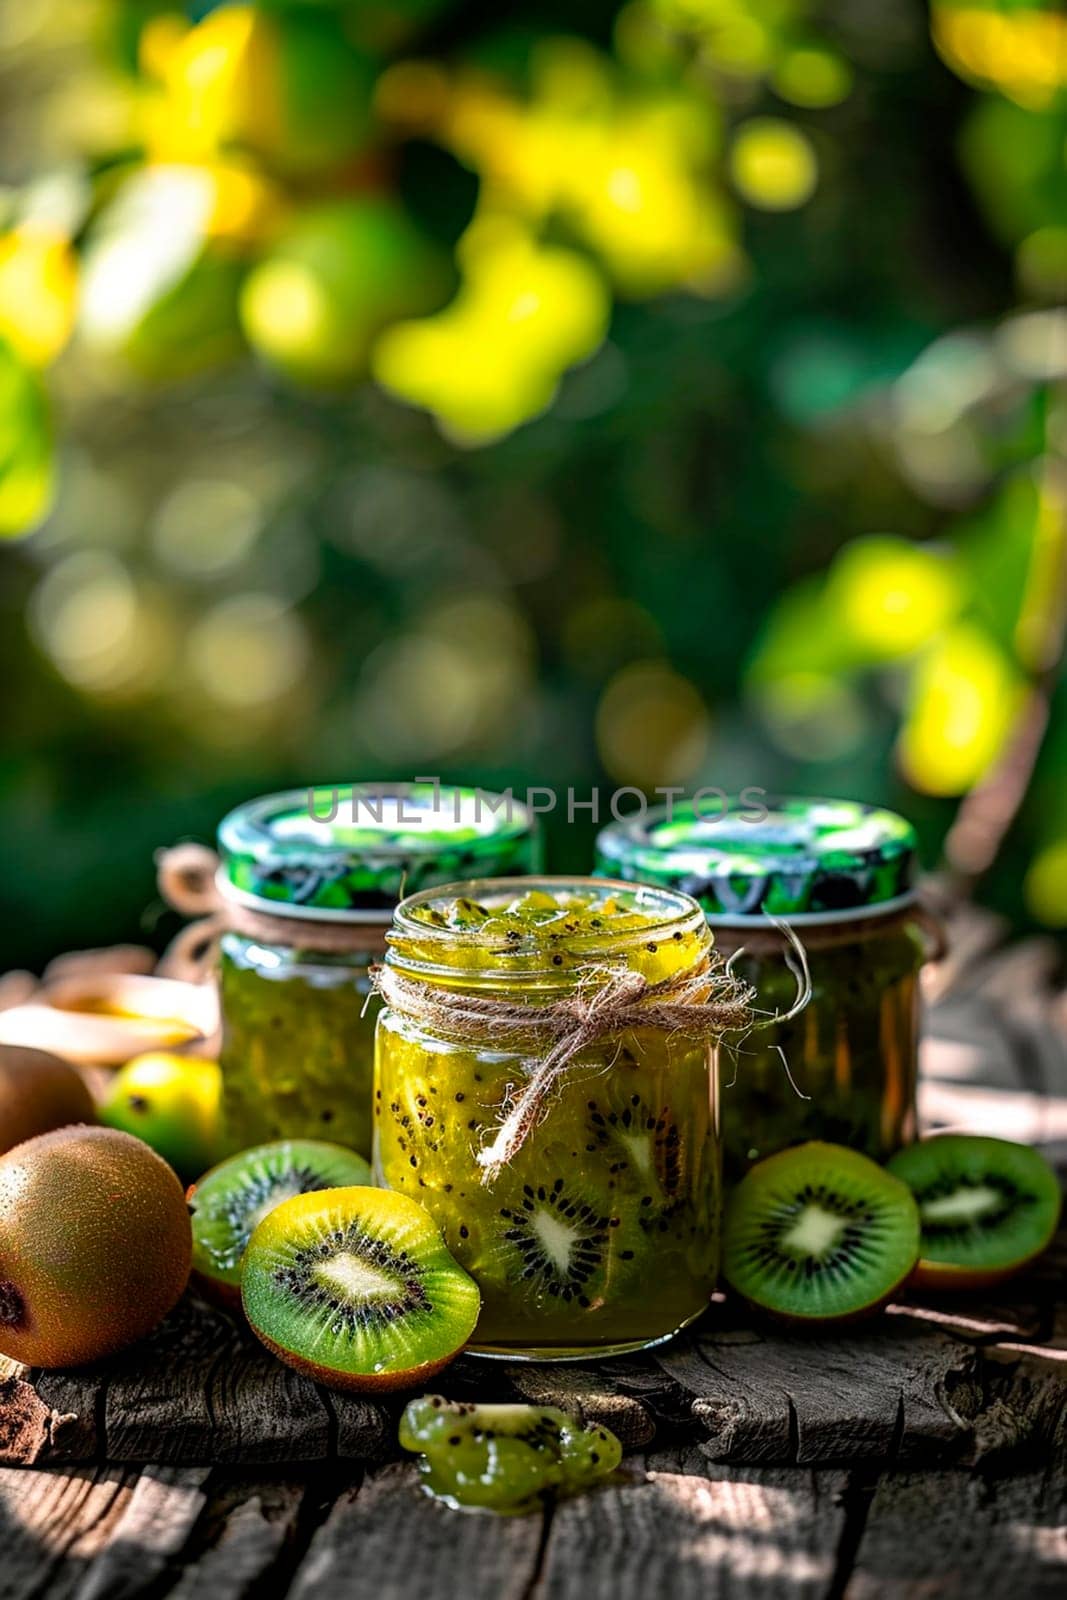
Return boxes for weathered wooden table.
[2,908,1065,1598]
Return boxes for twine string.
[155,844,388,981]
[373,927,810,1183]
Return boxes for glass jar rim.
[386,874,710,988]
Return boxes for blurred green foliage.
[0,0,1065,968]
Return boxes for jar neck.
[385,877,712,999]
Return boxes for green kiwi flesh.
[887,1135,1061,1288]
[722,1141,920,1322]
[241,1186,480,1391]
[399,1395,622,1514]
[189,1140,371,1304]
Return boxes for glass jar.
[217,785,540,1157]
[596,797,941,1182]
[374,876,722,1360]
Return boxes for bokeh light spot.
[729,119,817,211]
[830,536,963,659]
[596,661,710,787]
[773,49,852,110]
[1025,840,1067,927]
[186,594,308,709]
[151,479,260,577]
[898,623,1024,796]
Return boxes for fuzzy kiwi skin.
[910,1258,1031,1293]
[909,1229,1060,1293]
[0,1044,96,1155]
[0,1126,191,1367]
[248,1325,464,1394]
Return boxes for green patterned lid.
[595,797,918,921]
[219,784,541,916]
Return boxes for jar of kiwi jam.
[217,786,540,1158]
[374,877,724,1360]
[596,797,942,1182]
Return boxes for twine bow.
[155,843,388,981]
[373,938,809,1183]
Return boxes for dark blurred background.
[0,0,1065,970]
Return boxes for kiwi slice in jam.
[188,1140,372,1308]
[722,1142,920,1323]
[887,1135,1061,1290]
[399,1396,622,1515]
[584,1082,685,1204]
[241,1187,481,1391]
[470,1173,643,1309]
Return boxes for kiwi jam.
[217,787,540,1158]
[596,797,941,1182]
[375,877,723,1359]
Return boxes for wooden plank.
[5,1284,1066,1470]
[656,1315,977,1465]
[0,1465,139,1600]
[101,1297,383,1466]
[536,1447,848,1600]
[845,1469,1067,1599]
[286,1461,543,1600]
[164,1477,305,1600]
[499,1359,659,1449]
[67,1466,210,1600]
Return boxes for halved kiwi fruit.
[241,1187,480,1391]
[399,1395,622,1514]
[188,1139,372,1308]
[722,1141,920,1323]
[887,1135,1062,1290]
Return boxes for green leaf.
[0,338,54,538]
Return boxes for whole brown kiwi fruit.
[0,1044,96,1155]
[0,1126,192,1367]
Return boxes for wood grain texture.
[845,1469,1067,1599]
[102,1298,336,1465]
[65,1466,210,1600]
[0,1465,208,1600]
[0,917,1062,1600]
[286,1462,544,1600]
[0,1465,139,1600]
[656,1315,979,1465]
[0,1258,1062,1471]
[535,1448,849,1600]
[163,1476,306,1600]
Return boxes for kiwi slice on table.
[188,1140,372,1308]
[241,1186,480,1391]
[887,1135,1062,1290]
[722,1141,920,1323]
[399,1396,622,1515]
